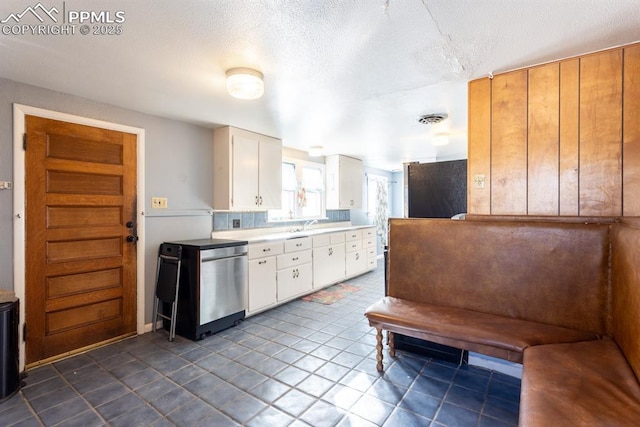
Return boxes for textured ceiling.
[1,0,640,170]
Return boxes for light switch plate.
[473,174,485,189]
[152,197,168,208]
[0,181,12,190]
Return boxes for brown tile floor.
[0,261,520,426]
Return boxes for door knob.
[126,221,135,229]
[126,235,139,243]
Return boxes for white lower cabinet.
[246,227,377,316]
[346,249,368,276]
[277,237,313,302]
[312,231,346,288]
[248,257,277,313]
[247,240,283,315]
[277,262,312,301]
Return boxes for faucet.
[303,219,318,230]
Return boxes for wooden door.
[25,115,137,365]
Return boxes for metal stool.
[152,243,182,341]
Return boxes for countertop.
[165,238,249,249]
[210,223,375,243]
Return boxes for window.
[268,159,326,221]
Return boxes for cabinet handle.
[292,256,299,261]
[292,268,299,278]
[255,196,259,205]
[263,248,271,252]
[258,260,267,265]
[356,253,360,260]
[352,244,357,248]
[328,248,333,256]
[295,243,302,247]
[259,196,263,205]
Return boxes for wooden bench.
[365,217,640,426]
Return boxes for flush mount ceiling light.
[417,113,448,125]
[308,146,323,157]
[226,67,264,100]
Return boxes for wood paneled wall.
[468,42,640,217]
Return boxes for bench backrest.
[611,219,640,381]
[387,218,611,336]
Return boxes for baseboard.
[144,320,163,333]
[468,352,523,379]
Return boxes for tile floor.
[0,261,521,426]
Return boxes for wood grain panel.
[467,78,492,214]
[47,299,121,334]
[623,44,640,216]
[579,49,623,216]
[47,170,123,195]
[47,134,123,165]
[491,69,528,214]
[47,237,122,263]
[47,268,122,298]
[26,115,137,364]
[528,63,560,215]
[47,206,122,228]
[559,59,580,215]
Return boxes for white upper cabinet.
[325,155,363,209]
[213,126,282,210]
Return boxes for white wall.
[0,78,215,322]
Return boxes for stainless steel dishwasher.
[164,238,248,340]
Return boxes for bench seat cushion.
[521,339,640,426]
[364,297,599,363]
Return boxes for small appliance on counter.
[162,238,248,340]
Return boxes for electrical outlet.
[232,219,241,228]
[473,174,486,189]
[0,181,12,190]
[152,197,168,209]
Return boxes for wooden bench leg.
[389,331,396,358]
[375,328,384,372]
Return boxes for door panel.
[25,115,137,364]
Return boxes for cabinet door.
[346,249,367,277]
[340,156,363,208]
[232,134,260,209]
[258,138,282,209]
[248,257,277,313]
[312,244,345,288]
[278,263,312,301]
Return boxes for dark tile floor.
[0,261,521,426]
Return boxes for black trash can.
[0,298,20,402]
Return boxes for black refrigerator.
[393,159,468,363]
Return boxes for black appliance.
[394,159,468,364]
[162,238,248,340]
[0,298,20,401]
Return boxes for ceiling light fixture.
[225,67,264,100]
[432,133,450,146]
[308,146,323,157]
[417,113,448,125]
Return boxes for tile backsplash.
[213,210,350,231]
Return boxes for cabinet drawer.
[363,237,375,248]
[312,234,330,248]
[248,241,284,259]
[367,248,377,259]
[330,232,345,244]
[367,257,377,269]
[345,230,362,241]
[284,237,312,252]
[277,249,312,269]
[345,240,362,253]
[363,227,376,238]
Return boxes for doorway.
[13,105,146,369]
